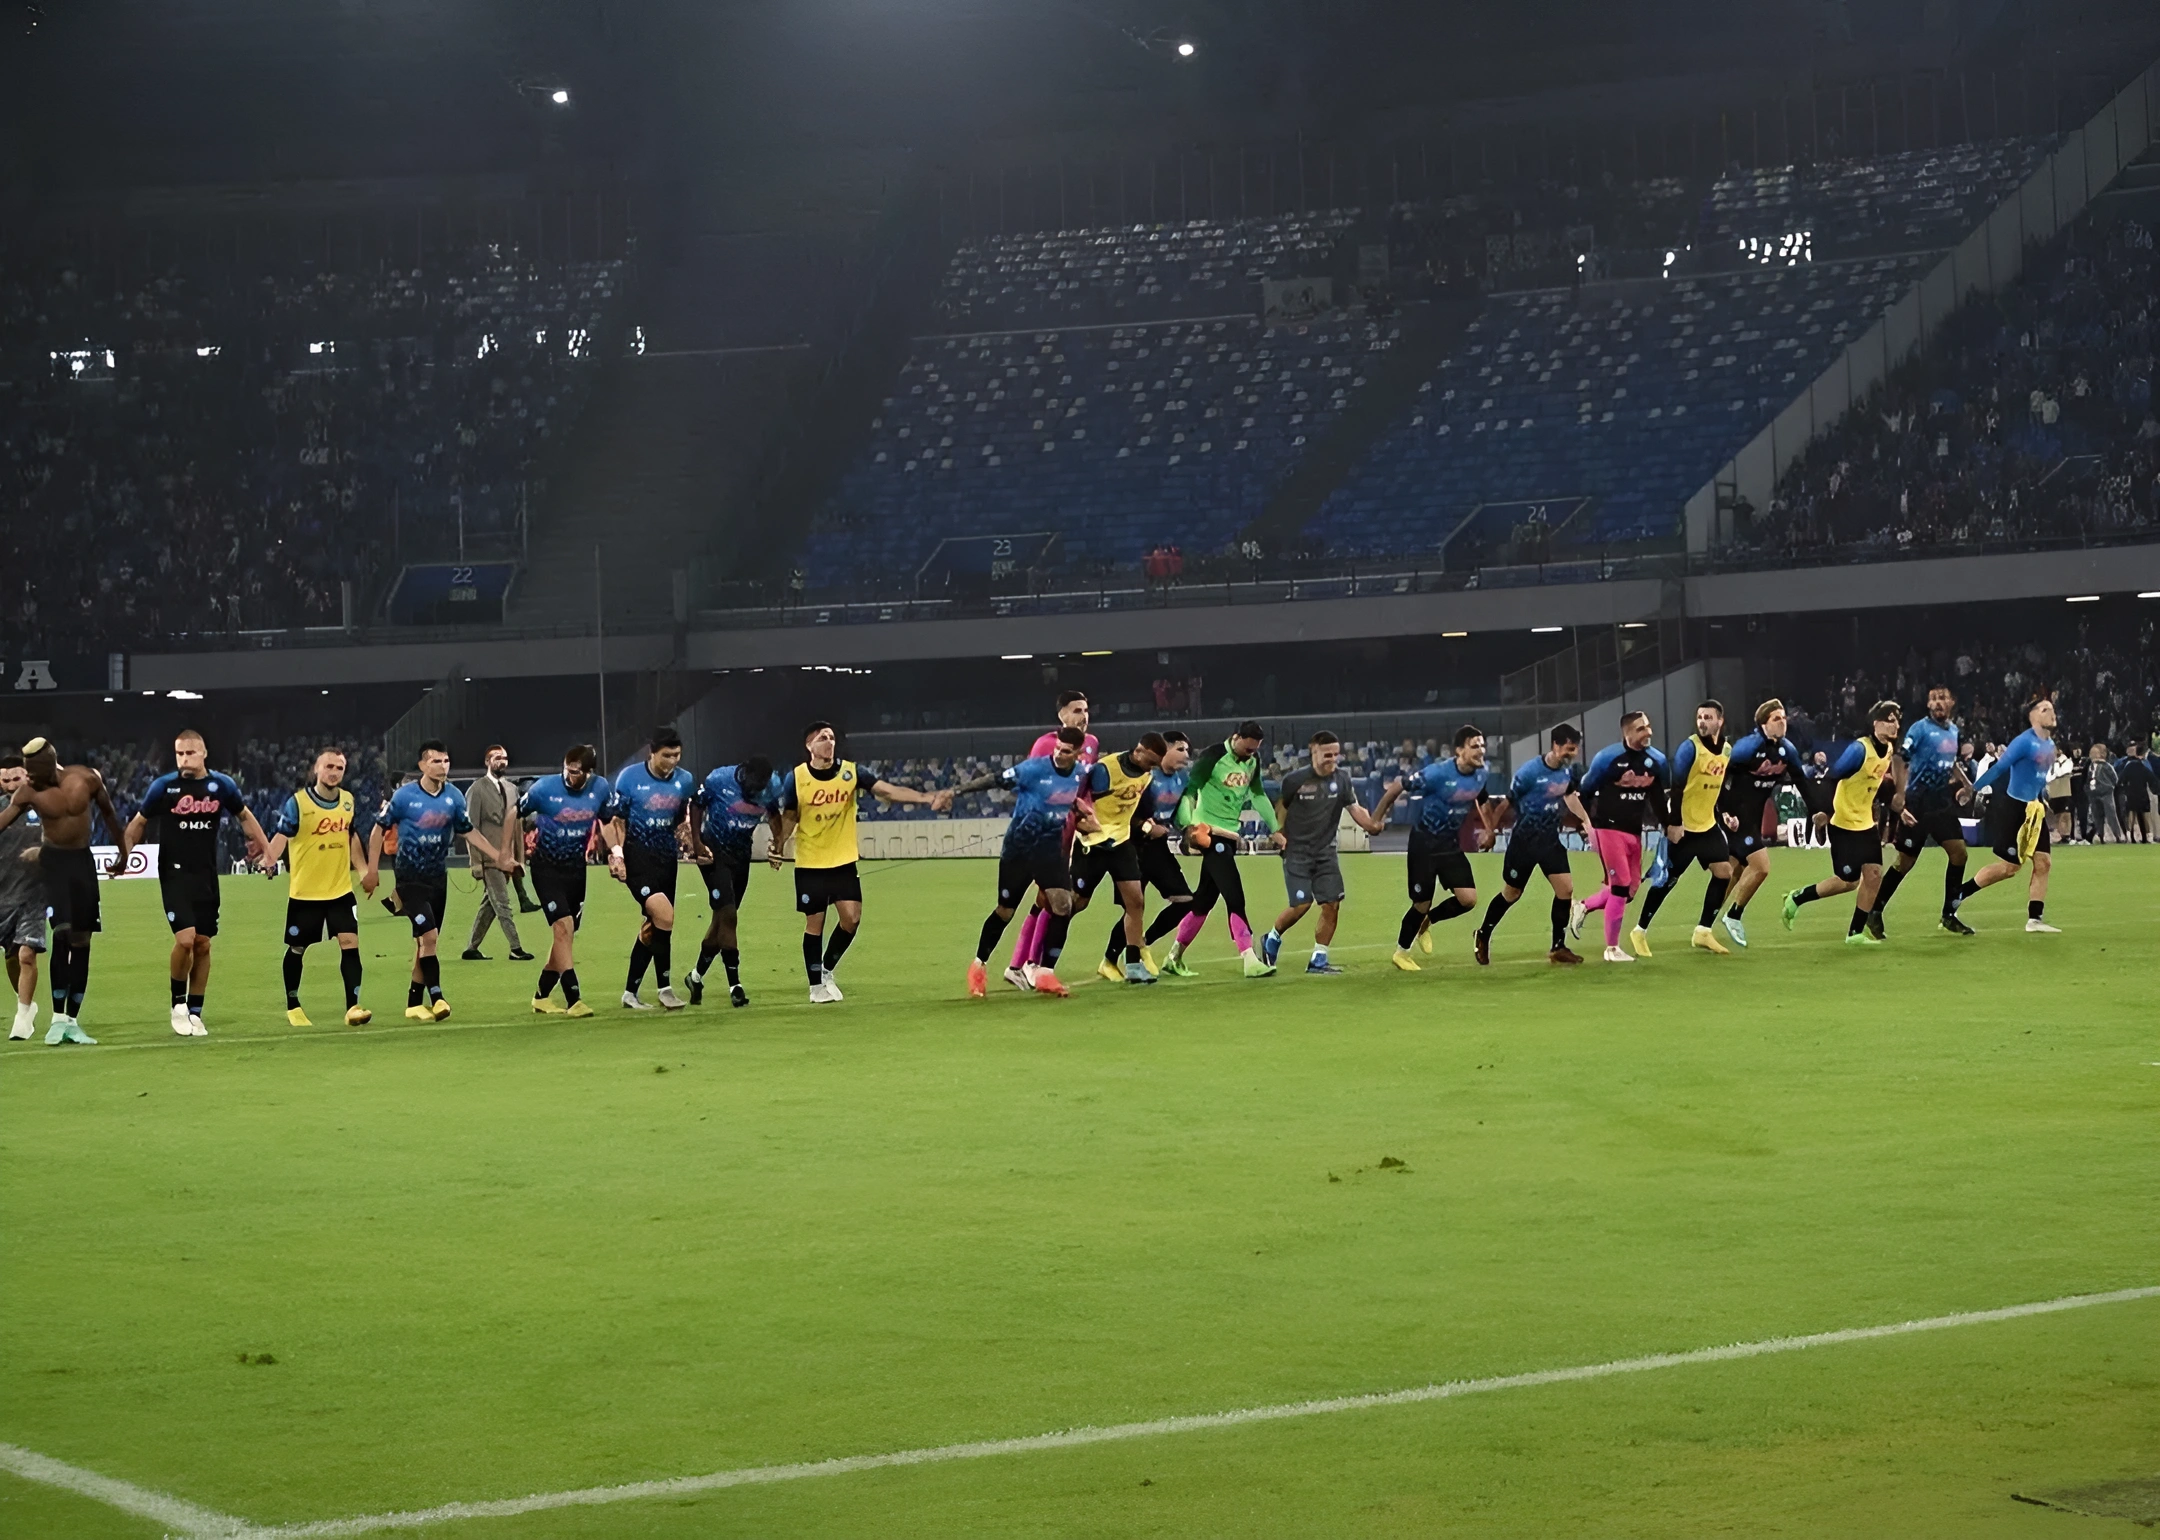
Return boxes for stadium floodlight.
[551,88,570,105]
[166,689,203,700]
[1082,650,1113,657]
[2141,591,2160,599]
[1001,654,1034,661]
[1176,40,1195,56]
[1442,631,1468,638]
[2065,595,2100,603]
[1531,626,1563,634]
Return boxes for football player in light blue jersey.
[1956,697,2062,932]
[517,743,613,1017]
[1119,732,1196,975]
[685,756,781,1008]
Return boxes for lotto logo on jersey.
[169,793,226,816]
[311,815,352,836]
[808,787,854,808]
[1614,769,1658,789]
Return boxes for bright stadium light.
[2140,591,2160,599]
[2066,595,2100,603]
[551,88,570,105]
[1531,626,1563,634]
[1176,40,1195,56]
[1001,653,1034,661]
[1442,631,1468,638]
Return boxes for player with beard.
[962,728,1091,998]
[118,729,271,1036]
[1570,712,1667,964]
[1392,725,1500,971]
[1163,722,1285,979]
[518,744,613,1017]
[1629,700,1739,958]
[366,740,506,1022]
[1067,733,1166,986]
[686,755,782,1007]
[1473,725,1590,967]
[1874,684,1976,938]
[603,729,698,1011]
[0,738,125,1044]
[1713,700,1815,945]
[1003,691,1100,990]
[1123,731,1196,975]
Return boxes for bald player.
[0,738,125,1044]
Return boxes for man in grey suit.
[463,745,534,961]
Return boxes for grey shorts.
[0,904,45,952]
[1282,847,1346,907]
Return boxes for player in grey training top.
[0,753,46,1040]
[1260,732,1399,974]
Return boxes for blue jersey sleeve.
[1086,762,1110,797]
[1581,744,1626,789]
[273,795,302,838]
[450,788,473,835]
[375,789,403,831]
[140,772,176,816]
[1670,738,1697,781]
[518,780,543,818]
[216,772,247,812]
[1828,740,1867,784]
[1972,741,2017,793]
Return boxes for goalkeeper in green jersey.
[1160,721,1285,978]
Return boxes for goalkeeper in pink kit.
[1570,711,1668,963]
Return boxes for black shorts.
[621,843,679,907]
[1501,834,1570,892]
[795,862,862,914]
[1987,795,2052,864]
[998,843,1073,907]
[530,859,588,932]
[40,845,100,933]
[1135,838,1192,899]
[1071,839,1141,897]
[1666,827,1732,873]
[1407,828,1474,899]
[1828,825,1882,882]
[285,895,359,947]
[159,870,222,937]
[1728,814,1771,860]
[1891,804,1966,857]
[701,848,753,911]
[393,875,449,937]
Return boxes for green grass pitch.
[2,847,2155,1537]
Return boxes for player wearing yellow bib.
[772,721,947,1004]
[1629,699,1741,957]
[262,748,376,1027]
[1069,733,1166,985]
[1783,700,1903,945]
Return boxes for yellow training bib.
[1078,753,1152,848]
[286,788,357,901]
[1831,736,1892,832]
[1678,733,1729,833]
[791,760,862,870]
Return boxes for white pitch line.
[0,1440,251,1537]
[223,1284,2158,1539]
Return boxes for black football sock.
[1477,892,1514,939]
[802,933,823,984]
[649,929,671,989]
[1041,911,1071,968]
[1873,866,1906,914]
[2029,899,2045,921]
[282,949,305,1008]
[1105,914,1126,962]
[720,948,741,986]
[187,992,204,1016]
[560,968,582,1005]
[1124,942,1141,964]
[625,940,650,993]
[1638,879,1675,929]
[64,945,86,1018]
[1397,906,1425,950]
[1697,876,1729,928]
[419,956,442,1000]
[537,969,560,1000]
[1143,904,1187,944]
[821,924,856,974]
[408,978,424,1008]
[1550,897,1570,949]
[695,941,722,979]
[171,975,188,1007]
[1943,863,1965,915]
[1957,877,1981,901]
[340,948,363,1007]
[1431,895,1472,923]
[1793,885,1826,906]
[1848,906,1869,936]
[977,912,1011,964]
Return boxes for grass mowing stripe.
[229,1285,2160,1539]
[0,1440,251,1537]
